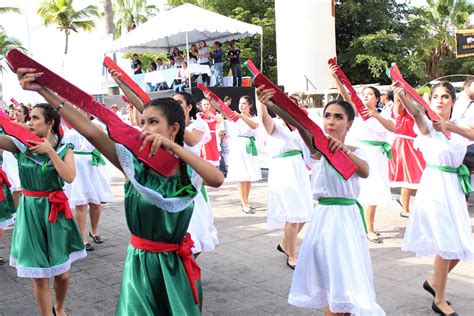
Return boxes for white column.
[275,0,336,93]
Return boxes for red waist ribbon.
[130,233,201,304]
[0,167,12,201]
[21,189,73,223]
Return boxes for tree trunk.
[64,31,69,55]
[104,0,120,95]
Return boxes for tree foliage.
[37,0,98,54]
[113,0,157,39]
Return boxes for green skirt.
[9,195,86,278]
[115,245,202,315]
[0,182,15,229]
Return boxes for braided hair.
[144,98,191,189]
[33,103,62,146]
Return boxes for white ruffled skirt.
[226,137,261,182]
[402,168,474,260]
[288,204,385,315]
[65,154,114,208]
[2,151,21,192]
[187,186,219,254]
[267,155,312,230]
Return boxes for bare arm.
[49,148,76,183]
[110,69,145,113]
[0,135,20,154]
[368,109,395,132]
[433,121,474,141]
[255,86,276,134]
[184,129,205,147]
[392,81,429,135]
[236,113,259,129]
[329,65,353,104]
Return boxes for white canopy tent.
[108,4,264,70]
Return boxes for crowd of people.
[0,58,473,316]
[130,40,244,91]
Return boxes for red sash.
[130,233,201,304]
[197,83,238,122]
[387,63,450,138]
[21,189,73,223]
[245,60,357,180]
[103,57,151,104]
[6,49,179,178]
[0,167,12,201]
[327,58,371,121]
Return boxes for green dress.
[115,150,201,316]
[9,142,86,278]
[0,154,15,229]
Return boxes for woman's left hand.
[139,131,177,157]
[433,120,451,133]
[28,139,54,155]
[327,136,346,153]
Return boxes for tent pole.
[260,33,263,71]
[186,32,191,89]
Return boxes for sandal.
[0,256,4,265]
[277,244,289,257]
[400,212,410,218]
[367,235,383,244]
[84,243,95,251]
[89,232,104,244]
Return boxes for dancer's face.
[201,99,211,113]
[141,106,178,140]
[323,104,353,141]
[430,86,453,120]
[14,106,26,123]
[239,97,251,116]
[28,107,54,138]
[362,88,378,109]
[173,94,192,125]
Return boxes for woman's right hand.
[391,80,405,95]
[256,85,275,107]
[108,69,122,82]
[329,64,338,78]
[17,68,44,92]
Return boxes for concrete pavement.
[0,172,473,315]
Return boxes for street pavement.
[1,170,473,315]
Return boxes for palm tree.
[416,0,474,78]
[0,26,25,72]
[113,0,157,39]
[0,7,21,15]
[37,0,99,54]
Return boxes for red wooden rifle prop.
[244,60,357,180]
[0,109,44,147]
[10,98,20,106]
[197,83,238,122]
[386,62,450,138]
[103,57,151,104]
[327,58,370,121]
[6,49,179,177]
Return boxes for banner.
[456,29,474,58]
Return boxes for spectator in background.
[381,89,395,114]
[149,62,157,72]
[171,47,184,68]
[173,62,190,92]
[156,58,168,70]
[131,53,142,74]
[211,41,224,87]
[198,40,211,86]
[168,56,177,69]
[190,44,199,62]
[228,41,242,87]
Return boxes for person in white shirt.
[452,76,474,123]
[197,40,210,86]
[156,58,168,71]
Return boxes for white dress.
[266,120,312,230]
[184,119,219,254]
[402,117,474,260]
[2,151,21,192]
[288,149,385,316]
[63,128,114,208]
[347,116,392,206]
[226,117,262,182]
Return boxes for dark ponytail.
[174,91,198,119]
[144,98,191,190]
[33,103,62,146]
[20,105,30,122]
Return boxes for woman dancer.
[63,111,114,251]
[173,92,219,255]
[0,102,85,316]
[3,104,30,208]
[368,93,426,217]
[396,81,474,316]
[0,151,15,265]
[198,98,223,167]
[226,96,261,214]
[286,99,384,315]
[256,87,312,269]
[330,65,392,243]
[17,67,224,315]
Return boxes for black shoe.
[432,300,458,315]
[423,280,451,305]
[277,244,289,257]
[89,232,104,244]
[400,212,410,218]
[52,306,56,316]
[84,243,95,251]
[0,256,4,265]
[286,258,295,270]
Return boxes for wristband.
[56,101,65,112]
